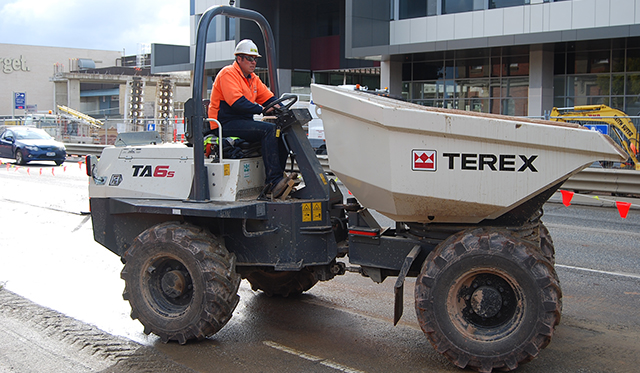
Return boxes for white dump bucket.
[311,84,627,224]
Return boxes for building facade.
[183,0,640,118]
[186,0,381,95]
[349,0,640,117]
[1,44,122,116]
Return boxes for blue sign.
[14,92,26,110]
[147,123,156,131]
[585,124,609,135]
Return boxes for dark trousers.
[221,119,287,185]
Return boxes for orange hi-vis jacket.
[208,61,275,129]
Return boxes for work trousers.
[221,118,288,186]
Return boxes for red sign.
[412,150,436,171]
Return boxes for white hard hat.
[234,39,261,57]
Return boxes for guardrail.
[65,144,640,196]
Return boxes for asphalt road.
[0,158,639,373]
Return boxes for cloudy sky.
[0,0,191,55]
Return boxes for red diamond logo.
[412,150,436,171]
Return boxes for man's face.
[237,54,257,76]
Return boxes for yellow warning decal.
[319,173,327,185]
[302,203,312,222]
[224,164,230,176]
[313,202,322,221]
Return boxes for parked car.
[0,126,66,165]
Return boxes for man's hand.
[264,103,281,115]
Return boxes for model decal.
[132,165,176,177]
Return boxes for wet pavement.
[1,159,640,372]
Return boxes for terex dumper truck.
[86,5,627,373]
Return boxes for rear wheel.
[121,222,240,343]
[539,222,555,265]
[415,228,561,373]
[245,268,318,297]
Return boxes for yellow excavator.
[549,105,640,170]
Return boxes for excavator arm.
[550,105,640,170]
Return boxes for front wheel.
[15,150,25,165]
[121,222,240,343]
[415,228,561,372]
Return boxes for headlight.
[25,145,38,151]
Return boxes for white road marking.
[263,340,365,373]
[556,264,640,280]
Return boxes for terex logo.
[442,153,538,172]
[132,165,175,177]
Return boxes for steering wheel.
[262,94,298,115]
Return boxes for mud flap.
[393,245,421,325]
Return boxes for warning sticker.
[313,202,322,221]
[224,163,231,176]
[412,150,436,171]
[302,203,312,222]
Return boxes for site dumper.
[86,5,627,373]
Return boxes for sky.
[0,0,191,56]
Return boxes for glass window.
[412,82,438,100]
[443,0,475,15]
[627,49,640,72]
[490,0,529,10]
[567,75,610,97]
[399,0,426,19]
[330,73,345,85]
[442,80,457,99]
[501,77,529,98]
[502,55,529,76]
[611,74,625,96]
[571,51,610,74]
[554,97,565,108]
[610,97,624,110]
[206,17,235,43]
[314,72,329,84]
[444,60,456,79]
[402,62,412,81]
[455,59,490,80]
[292,71,312,87]
[554,76,566,98]
[625,96,640,116]
[458,79,490,99]
[626,74,640,97]
[491,57,502,77]
[402,82,411,101]
[554,52,566,75]
[413,61,444,80]
[612,49,625,73]
[499,98,528,116]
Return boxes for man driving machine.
[208,39,296,198]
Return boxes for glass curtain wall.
[402,46,529,115]
[398,0,530,18]
[554,37,640,116]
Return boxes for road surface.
[0,158,639,372]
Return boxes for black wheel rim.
[447,268,523,341]
[144,256,194,316]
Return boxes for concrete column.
[380,57,403,98]
[53,81,68,109]
[67,79,81,110]
[528,44,554,117]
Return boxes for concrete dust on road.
[0,287,195,373]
